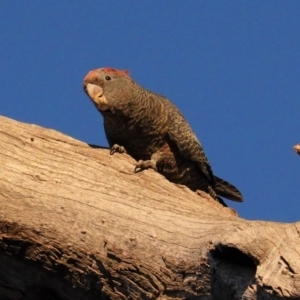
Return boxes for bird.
[83,67,243,206]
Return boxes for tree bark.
[0,115,299,300]
[294,143,300,156]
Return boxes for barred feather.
[83,68,243,205]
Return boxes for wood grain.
[0,115,299,299]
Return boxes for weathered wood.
[0,115,299,300]
[294,143,300,156]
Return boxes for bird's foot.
[134,159,157,173]
[110,144,126,155]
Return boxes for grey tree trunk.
[0,115,299,300]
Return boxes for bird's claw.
[134,159,157,173]
[110,144,126,155]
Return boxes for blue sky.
[1,2,300,222]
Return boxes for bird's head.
[83,67,132,111]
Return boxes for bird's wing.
[160,97,215,184]
[161,97,243,202]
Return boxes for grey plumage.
[83,67,243,206]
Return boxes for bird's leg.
[134,159,157,173]
[110,144,126,155]
[134,152,161,173]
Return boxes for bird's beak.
[83,70,109,111]
[83,69,98,91]
[85,83,103,100]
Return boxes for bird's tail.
[214,176,243,202]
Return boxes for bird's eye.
[105,76,111,80]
